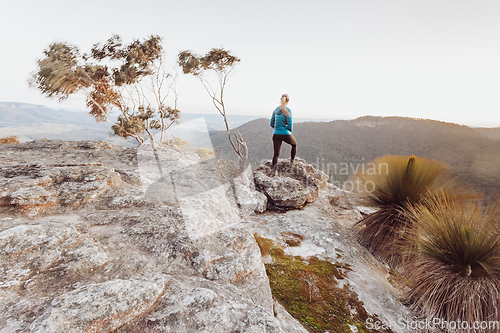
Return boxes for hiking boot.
[291,160,298,166]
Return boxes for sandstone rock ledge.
[0,140,304,333]
[0,140,413,333]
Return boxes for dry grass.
[0,136,20,145]
[404,195,500,328]
[354,155,475,266]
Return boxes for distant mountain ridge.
[0,102,275,146]
[0,102,96,124]
[0,102,336,147]
[209,116,500,201]
[0,102,334,130]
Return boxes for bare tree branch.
[178,48,247,171]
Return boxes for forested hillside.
[209,116,500,200]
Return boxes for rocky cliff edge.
[0,140,412,333]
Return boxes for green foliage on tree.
[30,35,180,145]
[178,48,248,170]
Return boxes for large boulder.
[232,165,268,214]
[253,158,329,210]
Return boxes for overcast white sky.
[1,0,500,127]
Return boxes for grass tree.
[404,195,500,327]
[30,35,180,145]
[178,48,248,172]
[354,155,474,266]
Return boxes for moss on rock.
[254,234,393,333]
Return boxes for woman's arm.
[286,109,293,132]
[270,110,276,129]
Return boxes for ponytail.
[280,94,290,117]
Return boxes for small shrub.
[164,137,190,149]
[195,147,216,160]
[404,196,500,327]
[0,136,20,145]
[354,155,474,266]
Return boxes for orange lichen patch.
[228,236,246,250]
[17,201,57,216]
[85,301,154,333]
[106,178,121,188]
[66,261,110,279]
[36,179,55,187]
[86,309,133,333]
[79,278,165,333]
[200,256,225,276]
[230,269,253,284]
[5,244,41,258]
[281,232,305,247]
[6,243,46,261]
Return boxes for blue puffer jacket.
[270,107,293,135]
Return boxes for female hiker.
[270,93,297,176]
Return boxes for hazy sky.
[2,0,500,127]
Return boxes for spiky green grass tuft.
[404,196,500,326]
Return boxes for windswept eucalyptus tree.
[30,35,180,145]
[178,48,248,171]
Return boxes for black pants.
[272,134,297,170]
